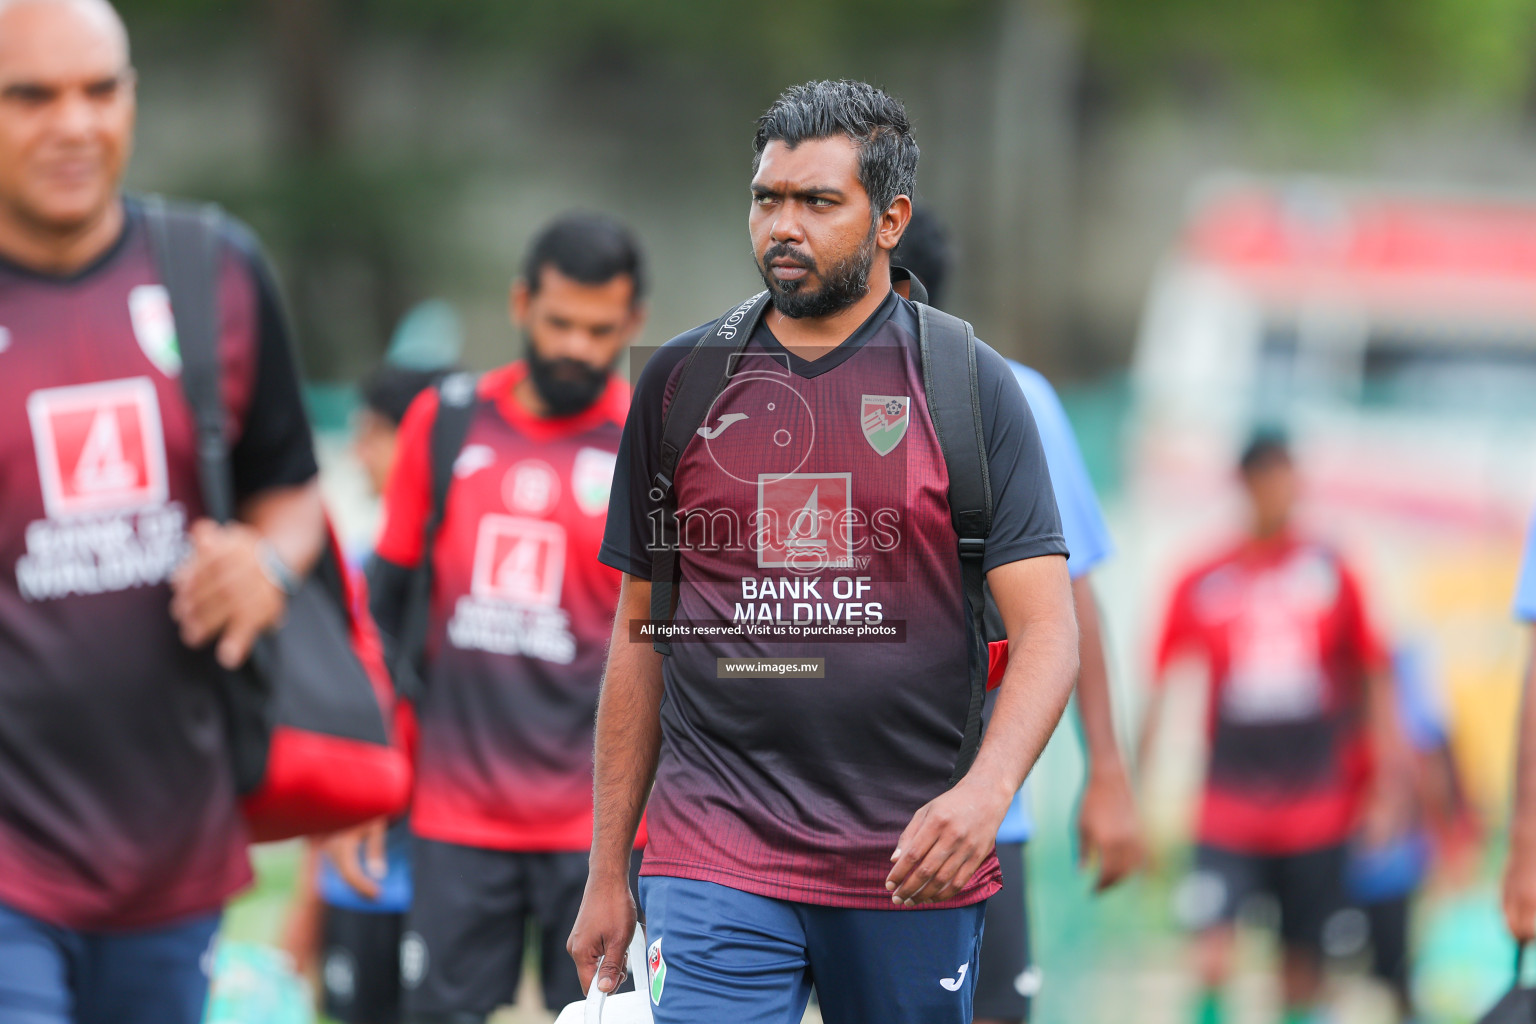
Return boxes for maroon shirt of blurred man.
[0,2,324,1023]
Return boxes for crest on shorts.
[860,395,909,456]
[129,285,181,377]
[647,936,666,1005]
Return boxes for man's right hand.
[321,817,389,901]
[1505,834,1536,942]
[568,870,638,996]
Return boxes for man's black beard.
[755,228,877,320]
[526,339,612,417]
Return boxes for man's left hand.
[885,777,1012,906]
[171,519,288,669]
[1077,767,1146,892]
[1359,772,1416,850]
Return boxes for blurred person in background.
[1499,507,1536,945]
[893,208,1145,1024]
[1345,642,1478,1022]
[328,213,646,1022]
[281,306,461,1024]
[0,1,324,1021]
[1140,435,1410,1024]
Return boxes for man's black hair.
[522,212,646,303]
[1239,430,1292,476]
[892,207,952,307]
[361,365,451,427]
[753,79,920,216]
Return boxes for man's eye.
[85,81,118,100]
[5,87,51,105]
[807,197,833,207]
[753,194,777,206]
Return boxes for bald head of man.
[0,0,133,265]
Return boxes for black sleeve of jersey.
[974,339,1069,572]
[366,554,414,654]
[223,219,320,502]
[597,329,711,580]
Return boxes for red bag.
[237,529,413,842]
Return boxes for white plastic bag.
[555,927,654,1024]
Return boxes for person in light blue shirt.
[894,210,1144,1024]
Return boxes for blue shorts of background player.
[638,877,985,1024]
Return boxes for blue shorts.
[0,901,219,1024]
[638,876,985,1024]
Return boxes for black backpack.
[646,290,995,783]
[387,371,480,701]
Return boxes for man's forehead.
[532,265,636,313]
[753,136,864,191]
[0,0,129,82]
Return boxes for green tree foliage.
[1074,0,1536,106]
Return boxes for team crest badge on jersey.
[647,937,666,1006]
[470,515,566,606]
[503,459,560,516]
[27,377,169,518]
[755,472,853,571]
[860,395,909,456]
[571,447,617,517]
[128,285,181,377]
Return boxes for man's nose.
[51,90,98,141]
[770,206,806,245]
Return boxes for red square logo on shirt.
[471,515,566,607]
[755,472,853,571]
[27,377,169,518]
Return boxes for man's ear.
[510,278,530,329]
[877,195,913,253]
[626,301,650,343]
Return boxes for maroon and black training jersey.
[0,198,318,930]
[600,291,1068,909]
[1154,533,1387,854]
[376,363,632,851]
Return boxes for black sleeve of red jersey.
[365,554,413,664]
[972,339,1069,572]
[597,328,711,580]
[222,219,320,502]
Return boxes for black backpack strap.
[145,195,277,793]
[649,291,771,655]
[143,196,233,523]
[917,303,994,784]
[392,371,479,700]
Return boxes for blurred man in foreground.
[570,80,1079,1024]
[1500,509,1536,943]
[0,1,323,1020]
[1141,436,1407,1024]
[893,209,1144,1024]
[331,214,646,1021]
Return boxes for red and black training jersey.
[600,292,1068,909]
[1154,533,1387,855]
[0,198,318,930]
[376,363,630,851]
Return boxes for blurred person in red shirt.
[1140,434,1410,1024]
[327,214,646,1022]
